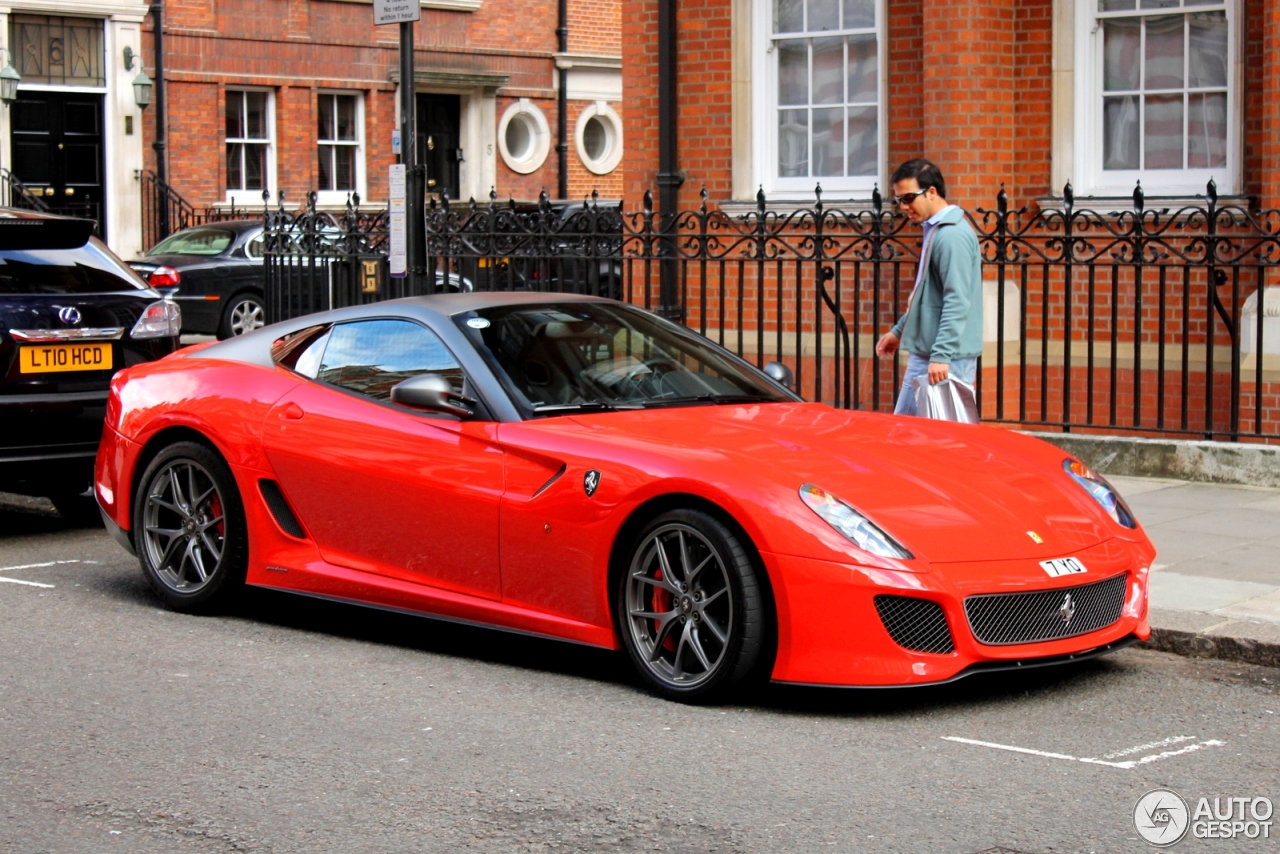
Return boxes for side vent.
[258,479,306,539]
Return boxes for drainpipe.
[150,1,169,236]
[556,0,568,200]
[656,0,683,318]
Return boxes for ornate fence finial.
[428,194,437,211]
[490,187,498,206]
[352,192,361,208]
[1133,180,1144,212]
[871,184,882,214]
[997,183,1008,217]
[307,190,318,213]
[1206,178,1218,207]
[643,188,654,214]
[1063,181,1074,211]
[277,190,286,212]
[756,185,766,214]
[538,188,550,211]
[440,188,451,210]
[700,184,708,214]
[814,183,823,209]
[591,188,599,206]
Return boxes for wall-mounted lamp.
[122,45,153,109]
[0,48,21,105]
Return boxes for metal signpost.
[375,0,420,286]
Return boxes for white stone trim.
[574,100,622,175]
[497,98,550,175]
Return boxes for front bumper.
[763,538,1153,686]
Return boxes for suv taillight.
[148,266,181,288]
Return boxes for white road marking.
[1102,735,1196,759]
[0,559,89,572]
[943,735,1225,770]
[0,576,55,589]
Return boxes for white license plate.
[1039,556,1088,578]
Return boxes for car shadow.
[0,492,99,536]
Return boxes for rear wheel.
[617,508,765,702]
[133,441,247,612]
[217,292,265,339]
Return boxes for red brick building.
[623,0,1275,211]
[618,0,1280,439]
[140,0,622,247]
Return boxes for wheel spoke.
[699,612,728,645]
[685,552,714,586]
[198,531,223,563]
[632,570,676,594]
[654,537,675,583]
[199,514,224,533]
[192,484,217,511]
[676,530,691,584]
[700,586,727,607]
[167,468,188,514]
[188,540,209,583]
[157,531,185,570]
[687,627,712,671]
[149,496,182,516]
[670,622,690,679]
[648,614,682,662]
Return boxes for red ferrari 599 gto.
[95,293,1154,701]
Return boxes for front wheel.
[133,441,248,612]
[217,292,265,339]
[617,509,766,702]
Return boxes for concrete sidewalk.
[1109,475,1280,667]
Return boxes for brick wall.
[144,0,621,210]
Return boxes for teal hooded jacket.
[889,205,984,364]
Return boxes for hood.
[565,402,1115,563]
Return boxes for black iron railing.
[137,169,252,251]
[262,182,1280,442]
[1,168,50,212]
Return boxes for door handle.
[278,403,305,421]
[43,187,55,196]
[64,188,74,196]
[427,179,437,188]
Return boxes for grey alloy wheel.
[134,441,247,611]
[621,509,764,699]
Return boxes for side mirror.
[764,361,794,390]
[390,374,477,418]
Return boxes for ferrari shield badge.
[584,470,601,497]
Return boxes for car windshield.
[147,227,235,256]
[0,238,150,294]
[455,301,795,416]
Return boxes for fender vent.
[874,595,955,654]
[258,479,305,539]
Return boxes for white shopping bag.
[913,376,979,424]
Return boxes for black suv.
[0,212,181,521]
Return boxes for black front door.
[10,91,105,237]
[416,94,460,202]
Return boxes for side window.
[315,319,464,401]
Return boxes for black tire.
[217,292,265,339]
[49,490,103,527]
[132,441,248,612]
[616,508,765,702]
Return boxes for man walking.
[874,159,983,417]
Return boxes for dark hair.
[891,158,947,199]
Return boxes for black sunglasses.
[893,190,930,207]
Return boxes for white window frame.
[225,88,277,206]
[751,0,885,200]
[316,91,366,206]
[1074,0,1241,197]
[575,101,624,175]
[498,99,551,174]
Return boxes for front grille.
[964,572,1129,646]
[874,595,955,654]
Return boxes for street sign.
[373,0,420,25]
[388,164,407,277]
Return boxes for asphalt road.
[1,499,1277,854]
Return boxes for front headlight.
[1063,459,1137,528]
[130,300,182,339]
[799,483,912,559]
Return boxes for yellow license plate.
[19,343,113,373]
